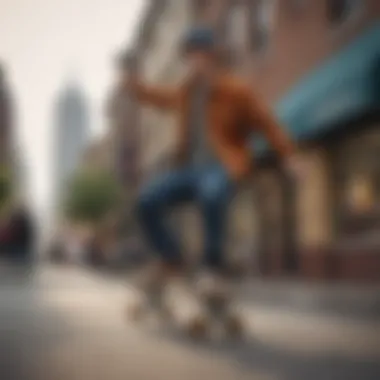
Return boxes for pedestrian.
[123,26,304,296]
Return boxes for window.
[226,2,248,49]
[326,0,362,25]
[250,0,277,53]
[334,129,380,236]
[289,0,309,13]
[225,2,249,66]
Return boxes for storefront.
[254,23,380,281]
[328,124,380,280]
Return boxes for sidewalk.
[45,264,380,361]
[240,279,380,322]
[93,264,380,322]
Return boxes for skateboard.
[126,275,246,340]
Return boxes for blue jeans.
[137,165,234,269]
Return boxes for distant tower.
[107,50,139,186]
[53,79,90,207]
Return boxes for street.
[0,263,379,380]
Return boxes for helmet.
[181,26,216,54]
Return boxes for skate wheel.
[186,315,209,339]
[224,314,245,339]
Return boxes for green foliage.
[64,170,121,225]
[0,167,12,212]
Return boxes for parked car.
[0,207,35,263]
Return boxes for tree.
[0,166,12,214]
[64,169,122,225]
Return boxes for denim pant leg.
[137,168,196,265]
[196,166,234,270]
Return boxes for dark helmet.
[181,26,216,54]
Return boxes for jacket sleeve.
[132,81,179,111]
[240,86,296,159]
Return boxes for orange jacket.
[133,72,296,180]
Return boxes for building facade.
[130,0,205,256]
[106,77,139,186]
[134,0,193,182]
[203,0,380,281]
[133,0,380,281]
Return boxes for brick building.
[106,63,139,186]
[132,0,206,256]
[132,0,380,281]
[134,0,192,182]
[196,0,380,281]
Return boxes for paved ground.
[241,279,380,321]
[0,263,380,380]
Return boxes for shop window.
[346,177,375,214]
[250,0,277,53]
[335,129,380,236]
[326,0,362,25]
[289,0,309,13]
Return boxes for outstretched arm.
[127,78,179,111]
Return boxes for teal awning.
[253,22,380,152]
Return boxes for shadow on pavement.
[0,264,75,380]
[149,323,380,380]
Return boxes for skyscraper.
[53,80,90,207]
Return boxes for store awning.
[253,22,380,153]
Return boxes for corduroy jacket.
[132,72,295,180]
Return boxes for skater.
[124,26,302,297]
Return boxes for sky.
[0,0,147,222]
